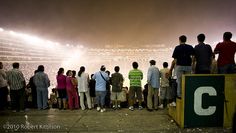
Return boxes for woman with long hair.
[77,66,92,110]
[66,70,79,110]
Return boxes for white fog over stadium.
[0,27,178,87]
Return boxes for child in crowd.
[49,88,58,108]
[159,62,171,109]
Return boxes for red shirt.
[214,40,236,67]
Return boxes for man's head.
[223,32,232,41]
[100,65,106,71]
[163,62,168,68]
[132,62,138,69]
[149,60,156,66]
[37,65,44,72]
[12,62,19,69]
[114,66,120,72]
[179,35,187,43]
[197,34,205,43]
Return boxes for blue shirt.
[147,65,160,89]
[93,71,109,91]
[34,72,50,89]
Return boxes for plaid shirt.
[7,68,25,90]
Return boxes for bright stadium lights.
[0,28,4,32]
[22,34,43,44]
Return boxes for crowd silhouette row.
[0,32,235,112]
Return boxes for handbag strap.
[99,72,107,82]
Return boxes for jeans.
[36,87,48,109]
[176,65,192,97]
[218,64,236,74]
[95,91,106,107]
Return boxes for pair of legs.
[95,91,106,109]
[175,66,192,98]
[159,86,171,107]
[67,89,79,110]
[57,89,67,109]
[129,86,142,108]
[147,85,158,110]
[0,86,8,110]
[79,91,92,110]
[111,92,123,109]
[36,87,48,110]
[10,88,25,111]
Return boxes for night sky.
[0,0,236,48]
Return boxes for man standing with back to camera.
[193,33,213,74]
[170,35,194,98]
[214,32,236,74]
[7,62,26,112]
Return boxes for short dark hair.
[179,35,187,43]
[100,65,106,71]
[223,32,232,41]
[114,66,120,72]
[197,34,205,42]
[149,60,156,65]
[37,65,44,72]
[12,62,19,68]
[163,62,168,68]
[132,62,138,69]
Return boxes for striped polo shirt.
[128,69,143,87]
[7,68,25,90]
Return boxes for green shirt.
[128,69,143,87]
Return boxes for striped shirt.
[7,68,25,90]
[128,69,143,87]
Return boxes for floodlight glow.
[0,28,4,32]
[22,34,43,44]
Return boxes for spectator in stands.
[128,62,143,111]
[105,70,111,108]
[214,32,236,74]
[66,70,79,110]
[193,34,213,74]
[49,88,58,108]
[170,35,194,98]
[56,68,67,110]
[0,62,8,110]
[89,74,96,108]
[7,62,26,112]
[34,65,50,110]
[77,66,92,110]
[93,65,109,113]
[147,60,160,111]
[111,66,124,110]
[159,62,172,109]
[26,70,38,108]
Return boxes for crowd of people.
[0,32,236,113]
